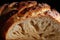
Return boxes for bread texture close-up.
[0,1,60,40]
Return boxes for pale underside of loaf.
[1,1,60,40]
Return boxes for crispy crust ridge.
[1,1,60,40]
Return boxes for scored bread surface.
[1,1,60,40]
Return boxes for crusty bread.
[0,2,18,16]
[1,1,60,40]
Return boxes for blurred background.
[0,0,60,12]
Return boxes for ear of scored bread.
[1,1,60,40]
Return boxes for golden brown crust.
[46,9,60,22]
[0,4,8,15]
[1,1,60,40]
[0,2,18,16]
[8,2,18,8]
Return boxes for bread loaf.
[1,1,60,40]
